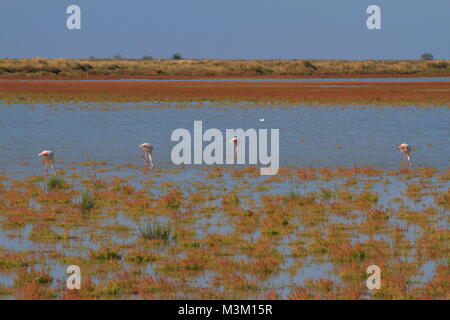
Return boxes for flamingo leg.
[406,153,413,167]
[140,152,148,167]
[148,153,154,168]
[44,162,49,176]
[51,161,57,175]
[145,153,151,167]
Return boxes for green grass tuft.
[80,190,95,214]
[139,220,174,241]
[46,176,66,191]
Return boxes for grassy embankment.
[0,58,449,79]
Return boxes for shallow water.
[0,101,448,299]
[0,165,446,298]
[0,103,448,176]
[114,77,450,83]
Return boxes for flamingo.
[230,136,238,158]
[38,150,57,175]
[139,143,154,168]
[397,143,413,168]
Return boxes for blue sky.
[1,0,449,59]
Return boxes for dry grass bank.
[0,58,449,79]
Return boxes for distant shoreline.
[1,58,449,80]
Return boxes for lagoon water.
[4,77,450,83]
[0,102,448,176]
[0,100,448,299]
[114,76,450,82]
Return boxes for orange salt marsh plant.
[419,167,438,179]
[246,255,283,277]
[397,208,431,225]
[28,224,74,241]
[188,192,206,204]
[370,262,420,300]
[136,274,185,299]
[415,229,449,259]
[3,78,450,106]
[235,209,259,234]
[259,210,292,238]
[90,247,123,261]
[413,265,450,299]
[207,256,249,275]
[295,168,318,181]
[13,269,56,300]
[213,273,259,297]
[156,248,211,276]
[0,248,36,270]
[366,208,390,221]
[329,240,391,264]
[125,249,160,265]
[405,183,425,199]
[222,192,241,208]
[328,201,354,217]
[435,188,450,208]
[158,191,183,210]
[289,278,338,300]
[201,233,244,250]
[230,166,259,179]
[436,169,450,182]
[206,166,223,179]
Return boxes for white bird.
[139,143,154,168]
[38,150,57,175]
[397,143,413,168]
[259,118,265,122]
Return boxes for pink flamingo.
[230,136,238,158]
[397,143,413,168]
[139,143,154,168]
[38,150,57,175]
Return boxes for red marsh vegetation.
[0,80,449,106]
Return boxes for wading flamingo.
[397,143,413,168]
[139,143,154,168]
[38,150,57,175]
[230,136,238,159]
